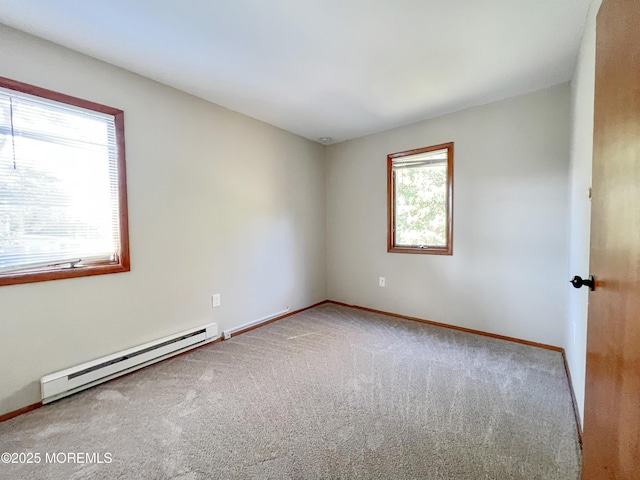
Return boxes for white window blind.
[390,148,448,169]
[0,87,121,275]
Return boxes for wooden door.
[582,0,640,478]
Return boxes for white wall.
[565,0,602,426]
[0,25,327,416]
[326,85,571,347]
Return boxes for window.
[0,77,129,286]
[387,142,453,255]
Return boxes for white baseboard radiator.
[41,322,218,404]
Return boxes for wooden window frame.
[0,77,130,287]
[387,142,454,255]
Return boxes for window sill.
[0,262,130,287]
[388,246,452,256]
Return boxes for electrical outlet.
[379,277,385,287]
[211,294,221,308]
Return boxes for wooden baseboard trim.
[2,297,583,449]
[224,300,331,338]
[326,300,563,352]
[562,351,584,447]
[0,401,43,423]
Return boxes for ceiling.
[0,0,592,144]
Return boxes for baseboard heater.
[222,306,290,339]
[41,322,218,404]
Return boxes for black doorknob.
[570,275,595,291]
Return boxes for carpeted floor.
[0,303,580,479]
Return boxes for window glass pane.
[394,162,447,247]
[0,90,120,274]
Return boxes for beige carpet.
[0,303,580,479]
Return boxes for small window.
[0,77,129,286]
[388,142,453,255]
